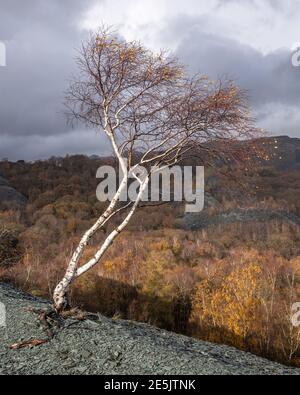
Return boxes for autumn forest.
[1,135,300,366]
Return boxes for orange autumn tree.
[190,251,264,347]
[190,248,300,361]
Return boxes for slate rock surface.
[0,283,299,375]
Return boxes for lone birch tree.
[53,28,259,311]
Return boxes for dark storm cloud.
[168,16,300,136]
[1,0,300,160]
[0,0,110,160]
[174,22,298,105]
[0,0,88,40]
[0,129,111,161]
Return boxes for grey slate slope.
[0,283,299,375]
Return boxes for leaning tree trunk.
[53,174,128,311]
[53,176,149,312]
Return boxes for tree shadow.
[70,274,191,334]
[69,274,300,367]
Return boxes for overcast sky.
[0,0,300,161]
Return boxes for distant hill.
[179,208,300,231]
[0,135,299,215]
[259,135,300,170]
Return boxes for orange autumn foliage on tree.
[191,257,263,346]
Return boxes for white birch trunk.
[53,175,128,311]
[76,176,149,278]
[53,175,149,312]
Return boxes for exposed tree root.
[9,306,99,350]
[10,339,48,350]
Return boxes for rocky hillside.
[179,209,300,231]
[0,175,27,207]
[0,283,299,375]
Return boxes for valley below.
[0,136,300,369]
